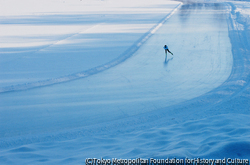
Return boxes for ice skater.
[163,45,173,62]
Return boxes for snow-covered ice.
[0,0,250,164]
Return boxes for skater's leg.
[167,49,173,55]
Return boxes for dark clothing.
[165,49,172,54]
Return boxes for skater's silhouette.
[163,45,173,62]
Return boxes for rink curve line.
[0,3,182,93]
[37,23,104,52]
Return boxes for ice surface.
[0,0,178,88]
[0,0,250,164]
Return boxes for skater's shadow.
[163,57,173,67]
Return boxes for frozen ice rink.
[0,0,250,164]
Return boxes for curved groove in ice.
[0,3,182,93]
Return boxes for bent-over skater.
[163,45,173,61]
